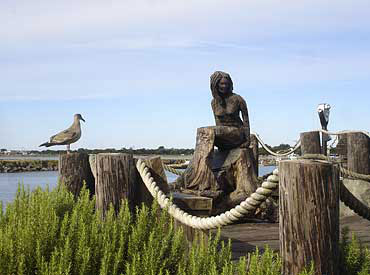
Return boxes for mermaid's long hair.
[210,71,233,107]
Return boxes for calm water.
[0,166,275,207]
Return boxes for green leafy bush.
[0,184,367,275]
[339,227,370,275]
[1,184,222,275]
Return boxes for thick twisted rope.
[340,182,370,221]
[163,164,185,176]
[319,129,370,138]
[340,167,370,182]
[137,158,279,229]
[300,154,370,182]
[300,154,330,161]
[160,152,369,226]
[252,129,369,158]
[300,154,370,220]
[252,132,301,157]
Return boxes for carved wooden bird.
[317,103,331,130]
[39,114,85,153]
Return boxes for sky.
[1,0,369,151]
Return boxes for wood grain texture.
[133,156,170,208]
[279,160,339,275]
[181,127,219,194]
[95,153,136,215]
[176,127,259,213]
[59,153,95,197]
[172,192,212,212]
[250,134,259,176]
[144,156,169,194]
[347,132,370,175]
[337,134,348,167]
[300,131,321,155]
[220,148,259,210]
[213,216,370,261]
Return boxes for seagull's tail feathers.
[39,142,52,147]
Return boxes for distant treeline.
[23,143,309,156]
[258,143,294,155]
[4,143,339,157]
[258,144,338,156]
[28,146,195,156]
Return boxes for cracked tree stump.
[134,156,170,208]
[347,132,370,175]
[250,133,259,176]
[59,152,95,197]
[279,159,340,275]
[175,127,259,212]
[95,153,136,215]
[300,131,321,155]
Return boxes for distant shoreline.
[0,153,277,173]
[0,159,58,173]
[0,153,193,161]
[0,154,192,173]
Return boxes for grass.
[0,184,368,275]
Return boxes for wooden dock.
[61,136,369,275]
[215,216,370,260]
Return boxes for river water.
[0,163,275,207]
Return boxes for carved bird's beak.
[81,117,85,122]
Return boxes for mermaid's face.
[218,77,231,95]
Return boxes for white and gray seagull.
[39,114,85,153]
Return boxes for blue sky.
[1,0,369,150]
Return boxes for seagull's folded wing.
[50,128,78,144]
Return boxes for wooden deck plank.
[213,216,370,260]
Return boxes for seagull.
[317,103,331,130]
[39,114,85,153]
[317,103,331,143]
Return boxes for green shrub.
[339,227,370,275]
[0,184,368,275]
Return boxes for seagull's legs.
[67,144,70,154]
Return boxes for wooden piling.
[321,129,329,156]
[336,134,348,167]
[347,132,370,175]
[95,153,136,215]
[173,193,212,246]
[279,159,340,275]
[300,131,321,155]
[250,134,259,176]
[134,156,170,208]
[59,153,95,197]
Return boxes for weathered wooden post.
[95,153,137,215]
[134,156,170,208]
[340,132,370,217]
[250,134,259,176]
[176,127,258,209]
[279,159,340,275]
[347,132,370,175]
[135,156,210,245]
[59,153,95,197]
[336,134,348,167]
[300,131,321,155]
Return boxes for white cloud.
[1,0,370,45]
[1,0,370,102]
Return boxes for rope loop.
[252,132,301,157]
[163,164,185,176]
[137,158,279,229]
